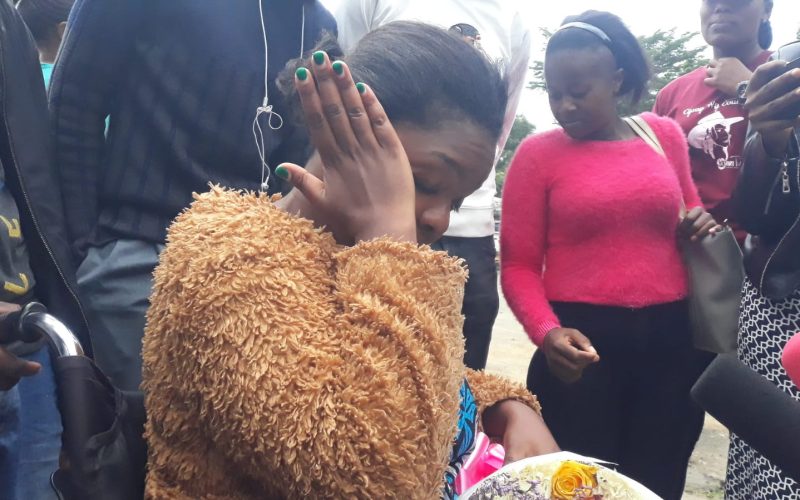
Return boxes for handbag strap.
[624,115,665,156]
[624,115,688,215]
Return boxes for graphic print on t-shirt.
[0,175,35,303]
[687,111,745,168]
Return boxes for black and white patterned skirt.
[726,278,800,500]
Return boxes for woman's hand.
[704,57,752,97]
[542,328,599,384]
[678,207,721,242]
[276,52,416,246]
[482,400,560,465]
[744,60,800,157]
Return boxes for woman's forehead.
[545,47,617,83]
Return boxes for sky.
[320,0,800,130]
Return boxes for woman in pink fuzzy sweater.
[500,11,720,500]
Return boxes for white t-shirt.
[335,0,531,238]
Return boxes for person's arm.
[334,0,377,53]
[499,139,560,346]
[733,61,800,238]
[48,0,139,262]
[143,190,476,499]
[734,127,799,237]
[493,14,531,158]
[466,369,559,463]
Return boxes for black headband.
[553,22,613,47]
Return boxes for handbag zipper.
[783,161,792,194]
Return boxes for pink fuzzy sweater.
[500,113,702,346]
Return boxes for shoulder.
[655,66,708,109]
[640,112,687,148]
[514,128,568,163]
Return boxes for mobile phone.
[781,56,800,74]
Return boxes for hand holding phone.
[744,59,800,155]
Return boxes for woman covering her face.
[501,10,718,500]
[140,22,558,499]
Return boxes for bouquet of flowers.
[461,452,661,500]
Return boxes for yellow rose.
[551,461,599,499]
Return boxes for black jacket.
[50,0,336,262]
[734,42,800,300]
[0,0,92,354]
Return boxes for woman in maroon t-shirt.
[654,0,774,242]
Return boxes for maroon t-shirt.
[653,51,772,240]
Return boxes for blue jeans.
[0,347,61,500]
[77,239,163,392]
[18,347,61,500]
[0,386,21,499]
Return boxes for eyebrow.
[433,152,461,174]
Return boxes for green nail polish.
[296,67,308,81]
[313,51,326,65]
[332,61,345,76]
[275,166,290,180]
[356,82,366,94]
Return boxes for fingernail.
[332,61,345,76]
[296,67,308,81]
[356,82,367,94]
[313,51,326,65]
[275,165,290,180]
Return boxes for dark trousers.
[432,235,499,370]
[527,301,713,500]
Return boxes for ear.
[612,68,625,95]
[56,22,67,42]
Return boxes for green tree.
[496,115,535,194]
[529,28,707,115]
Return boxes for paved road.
[484,287,728,498]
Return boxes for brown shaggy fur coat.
[142,188,540,499]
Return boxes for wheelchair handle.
[0,302,84,357]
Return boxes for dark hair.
[15,0,74,44]
[279,21,508,142]
[546,11,651,105]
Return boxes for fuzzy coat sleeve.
[466,369,541,433]
[142,188,472,499]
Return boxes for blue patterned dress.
[442,380,479,499]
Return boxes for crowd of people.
[0,0,797,499]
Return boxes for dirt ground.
[484,287,729,499]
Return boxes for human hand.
[704,57,753,97]
[744,60,800,156]
[482,399,560,465]
[542,328,600,384]
[0,302,39,391]
[276,51,416,245]
[678,206,721,242]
